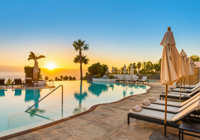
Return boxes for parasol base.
[149,129,178,140]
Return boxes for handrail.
[25,85,63,112]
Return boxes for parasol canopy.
[160,27,179,136]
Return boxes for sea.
[0,72,85,81]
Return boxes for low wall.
[177,67,199,85]
[138,74,160,80]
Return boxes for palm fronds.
[73,55,89,64]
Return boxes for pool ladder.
[25,85,63,112]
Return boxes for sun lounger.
[128,101,200,128]
[25,78,34,87]
[137,76,149,84]
[176,82,200,89]
[173,83,200,92]
[12,78,23,89]
[142,97,200,114]
[0,78,7,89]
[129,76,139,83]
[152,92,200,107]
[160,88,200,100]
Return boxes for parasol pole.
[179,78,182,102]
[164,84,168,137]
[189,75,190,88]
[184,77,185,92]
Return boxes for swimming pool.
[0,81,150,137]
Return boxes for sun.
[46,62,56,70]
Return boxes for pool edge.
[0,85,153,140]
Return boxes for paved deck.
[7,82,200,140]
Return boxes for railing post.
[25,85,63,112]
[61,85,63,118]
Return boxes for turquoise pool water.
[0,81,149,137]
[148,80,158,82]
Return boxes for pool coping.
[0,84,153,140]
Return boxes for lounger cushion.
[141,100,151,106]
[151,100,181,107]
[129,109,174,121]
[132,105,143,112]
[141,104,179,113]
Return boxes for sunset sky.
[0,0,200,71]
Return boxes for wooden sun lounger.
[12,78,23,89]
[142,98,200,114]
[0,79,7,89]
[128,101,200,129]
[151,92,200,107]
[160,88,200,100]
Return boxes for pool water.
[0,81,149,137]
[148,80,158,82]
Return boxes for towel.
[149,97,157,102]
[132,105,143,112]
[141,100,151,106]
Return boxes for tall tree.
[137,62,141,74]
[132,63,137,71]
[190,55,200,61]
[73,39,89,80]
[153,64,160,73]
[73,55,89,65]
[143,62,146,69]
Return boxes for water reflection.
[25,89,41,108]
[121,84,128,97]
[73,81,88,114]
[0,89,5,97]
[129,85,135,95]
[14,89,22,96]
[139,85,147,89]
[88,82,111,96]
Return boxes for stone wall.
[178,68,199,85]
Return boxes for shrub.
[96,74,101,78]
[73,77,76,80]
[69,76,73,80]
[7,78,14,85]
[108,75,115,79]
[45,76,49,81]
[88,63,107,77]
[63,76,68,81]
[24,66,42,80]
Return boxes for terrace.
[3,81,199,140]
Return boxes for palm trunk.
[79,50,82,80]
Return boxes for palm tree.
[28,52,45,81]
[60,75,63,81]
[137,62,141,74]
[154,64,161,74]
[73,39,89,80]
[73,55,89,65]
[28,52,45,62]
[143,62,147,69]
[132,63,137,72]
